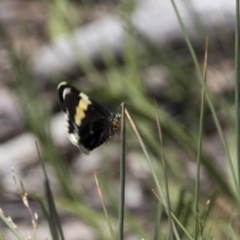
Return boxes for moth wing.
[75,97,113,152]
[58,82,111,153]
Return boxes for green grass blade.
[193,37,208,240]
[125,109,185,240]
[36,142,65,240]
[153,191,193,240]
[155,104,174,239]
[0,209,25,240]
[153,202,163,240]
[170,0,239,199]
[118,103,126,240]
[235,0,240,186]
[57,197,114,240]
[125,109,164,203]
[98,176,151,240]
[94,174,116,240]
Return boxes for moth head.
[110,113,121,134]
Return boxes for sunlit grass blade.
[94,173,116,240]
[125,108,164,201]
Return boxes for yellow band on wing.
[75,92,91,125]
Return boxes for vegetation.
[0,0,239,239]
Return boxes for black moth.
[58,82,121,154]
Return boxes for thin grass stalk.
[44,172,65,240]
[152,190,193,240]
[153,202,163,240]
[46,183,65,240]
[201,200,211,229]
[36,197,52,226]
[170,0,239,198]
[155,103,173,240]
[118,103,126,240]
[175,190,186,219]
[94,174,116,240]
[56,199,109,240]
[129,28,234,200]
[45,180,60,240]
[169,214,193,240]
[98,178,151,240]
[35,145,58,236]
[125,109,182,240]
[193,37,208,240]
[36,143,58,240]
[45,180,65,239]
[235,0,240,186]
[125,109,164,201]
[178,199,192,239]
